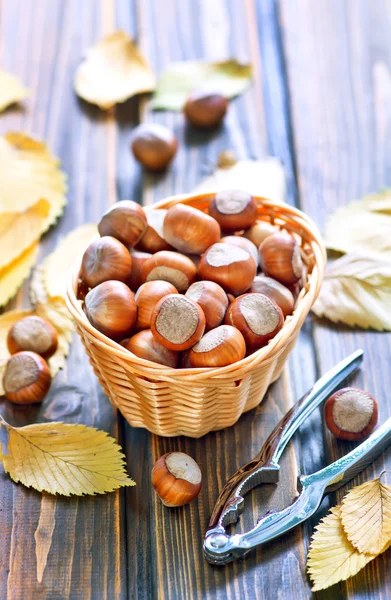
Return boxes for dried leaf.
[307,505,376,592]
[193,157,286,203]
[74,31,155,109]
[42,224,97,299]
[0,420,135,496]
[341,476,391,555]
[0,309,33,394]
[0,243,38,308]
[36,299,74,378]
[0,68,30,112]
[0,133,67,229]
[312,253,391,330]
[325,190,391,257]
[0,199,50,271]
[151,59,252,111]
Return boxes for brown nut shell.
[163,204,221,254]
[136,209,173,253]
[131,124,177,171]
[185,281,228,331]
[243,221,276,247]
[225,293,284,350]
[189,325,246,368]
[259,233,303,285]
[135,280,178,330]
[183,91,228,129]
[84,280,137,340]
[98,200,148,248]
[324,387,378,441]
[7,316,58,359]
[141,251,197,293]
[152,452,202,507]
[150,294,205,351]
[209,190,258,232]
[122,330,179,368]
[198,242,256,296]
[128,250,152,291]
[220,235,259,266]
[81,236,132,288]
[249,275,294,317]
[3,351,51,405]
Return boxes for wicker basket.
[66,193,326,438]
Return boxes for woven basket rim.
[66,192,326,382]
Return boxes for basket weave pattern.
[66,193,326,438]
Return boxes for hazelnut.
[7,316,58,359]
[135,280,178,330]
[225,293,284,350]
[163,204,220,254]
[121,330,179,368]
[150,294,205,351]
[152,452,202,507]
[98,200,148,248]
[81,236,132,288]
[183,90,228,129]
[189,325,246,368]
[128,250,152,291]
[3,351,51,405]
[84,280,137,340]
[141,251,197,293]
[325,387,378,441]
[131,123,177,171]
[208,190,258,232]
[185,281,228,331]
[249,275,294,317]
[220,235,259,266]
[136,209,173,253]
[198,242,256,296]
[259,233,303,285]
[243,221,276,247]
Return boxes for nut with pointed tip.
[243,221,276,247]
[128,250,152,291]
[225,293,284,350]
[259,233,303,285]
[185,281,228,331]
[163,204,221,254]
[324,387,378,441]
[141,250,197,293]
[249,275,294,317]
[135,280,178,330]
[7,316,58,359]
[84,280,137,341]
[198,242,256,296]
[121,330,179,368]
[208,190,258,233]
[3,351,51,405]
[98,200,148,248]
[136,209,173,253]
[183,91,228,129]
[152,452,202,507]
[189,325,246,368]
[220,235,259,266]
[81,236,132,289]
[150,294,205,351]
[131,123,177,171]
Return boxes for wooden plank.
[0,1,128,598]
[124,0,321,598]
[280,0,391,597]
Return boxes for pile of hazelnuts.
[79,190,304,370]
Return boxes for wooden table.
[1,0,390,598]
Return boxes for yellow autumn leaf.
[0,309,33,395]
[307,505,376,592]
[312,253,391,331]
[0,67,30,112]
[341,476,391,555]
[0,419,135,496]
[35,298,74,378]
[42,224,97,299]
[192,157,286,204]
[0,132,67,229]
[324,190,391,257]
[74,31,156,109]
[0,199,50,271]
[0,243,38,308]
